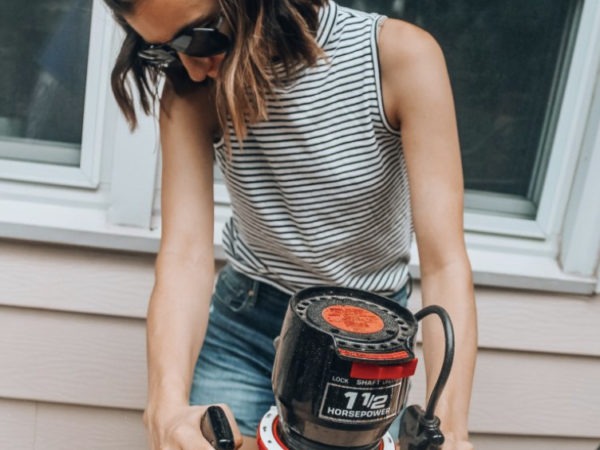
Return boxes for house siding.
[1,239,599,448]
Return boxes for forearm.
[419,257,477,440]
[146,251,215,409]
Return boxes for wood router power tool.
[201,286,455,450]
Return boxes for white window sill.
[410,243,597,295]
[0,197,596,295]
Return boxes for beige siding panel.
[2,239,599,356]
[2,399,598,450]
[0,306,147,410]
[0,398,36,450]
[470,434,599,450]
[474,288,600,357]
[1,306,600,438]
[0,239,154,319]
[406,348,600,438]
[408,286,600,357]
[35,403,147,450]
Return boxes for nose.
[178,53,226,82]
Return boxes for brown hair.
[104,0,327,144]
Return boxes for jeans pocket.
[214,265,257,313]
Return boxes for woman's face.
[126,0,227,82]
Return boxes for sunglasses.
[138,15,231,69]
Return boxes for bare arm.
[144,81,241,449]
[379,20,478,448]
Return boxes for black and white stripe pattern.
[214,1,412,294]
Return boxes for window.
[0,0,598,293]
[338,0,582,220]
[0,0,92,166]
[0,0,160,242]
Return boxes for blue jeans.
[189,264,410,439]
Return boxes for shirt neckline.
[316,0,337,48]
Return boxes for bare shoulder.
[378,18,445,75]
[377,19,451,125]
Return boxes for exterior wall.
[1,239,599,449]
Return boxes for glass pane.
[0,0,92,166]
[338,0,580,215]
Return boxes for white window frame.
[0,0,113,188]
[457,0,600,294]
[0,0,160,249]
[0,0,599,295]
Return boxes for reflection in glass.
[338,0,580,209]
[0,0,92,165]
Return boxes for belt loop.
[406,272,413,299]
[246,279,260,308]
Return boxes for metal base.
[257,407,396,450]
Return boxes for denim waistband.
[215,264,411,315]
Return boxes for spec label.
[318,382,402,424]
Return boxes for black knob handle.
[200,406,235,450]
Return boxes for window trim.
[107,93,161,229]
[0,0,113,188]
[535,0,600,238]
[462,0,599,241]
[0,140,80,166]
[560,70,600,277]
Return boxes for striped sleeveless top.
[214,1,413,295]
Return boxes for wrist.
[442,429,469,443]
[146,386,190,418]
[441,430,473,450]
[431,398,469,440]
[438,418,470,444]
[148,372,190,402]
[147,391,189,411]
[144,395,191,430]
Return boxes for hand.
[144,402,243,450]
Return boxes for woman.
[104,0,477,449]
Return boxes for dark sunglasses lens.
[170,29,230,57]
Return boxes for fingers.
[145,403,244,450]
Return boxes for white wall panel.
[408,285,600,357]
[0,307,146,409]
[2,399,599,450]
[1,306,599,439]
[470,434,599,450]
[0,399,36,450]
[0,239,153,319]
[0,399,147,450]
[2,240,599,357]
[35,403,147,450]
[460,288,600,357]
[1,242,599,445]
[406,348,600,438]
